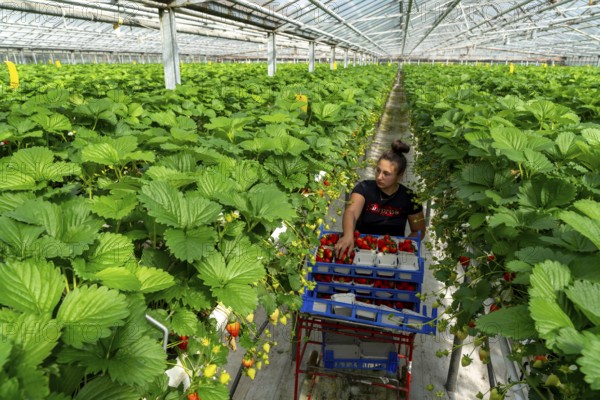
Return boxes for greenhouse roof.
[0,0,599,61]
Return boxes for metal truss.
[0,0,598,61]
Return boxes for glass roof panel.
[0,0,597,61]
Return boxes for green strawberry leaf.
[89,192,137,220]
[56,285,130,348]
[170,307,198,335]
[85,233,134,271]
[74,376,139,400]
[0,258,63,315]
[529,260,571,299]
[107,336,166,386]
[138,181,222,229]
[475,305,537,340]
[565,280,600,325]
[136,266,175,293]
[560,200,600,249]
[95,267,141,292]
[577,335,600,390]
[529,297,574,345]
[196,251,265,315]
[9,313,61,367]
[164,227,217,263]
[197,382,230,400]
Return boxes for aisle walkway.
[230,71,492,400]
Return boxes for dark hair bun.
[391,140,410,154]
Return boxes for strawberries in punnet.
[355,234,377,250]
[398,239,416,253]
[395,281,417,291]
[334,248,355,264]
[315,245,334,263]
[353,277,373,285]
[319,233,338,246]
[377,235,398,253]
[333,275,352,284]
[313,274,332,282]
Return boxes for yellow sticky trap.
[295,94,308,113]
[509,63,515,74]
[333,62,337,70]
[4,61,19,89]
[55,60,61,68]
[208,61,212,65]
[133,60,137,64]
[542,63,547,68]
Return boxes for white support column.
[344,48,349,68]
[159,8,181,90]
[330,46,336,70]
[267,32,277,76]
[353,52,356,66]
[308,41,315,73]
[32,52,37,64]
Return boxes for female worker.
[334,139,426,259]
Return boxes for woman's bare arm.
[335,193,365,258]
[407,211,426,239]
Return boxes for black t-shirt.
[352,180,423,236]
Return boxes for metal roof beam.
[401,0,414,55]
[226,0,381,56]
[407,0,461,55]
[169,0,209,7]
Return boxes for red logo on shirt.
[366,203,402,217]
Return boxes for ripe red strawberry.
[187,393,200,400]
[503,272,516,282]
[323,179,330,186]
[490,304,501,312]
[178,335,189,351]
[487,254,496,262]
[226,321,240,337]
[459,256,470,267]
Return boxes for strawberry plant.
[405,64,600,398]
[0,62,398,398]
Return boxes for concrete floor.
[228,72,499,400]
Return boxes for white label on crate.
[398,253,419,270]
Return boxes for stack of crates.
[301,231,436,335]
[300,230,436,373]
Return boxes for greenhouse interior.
[0,1,599,400]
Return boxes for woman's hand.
[335,234,354,259]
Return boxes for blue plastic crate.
[323,349,398,373]
[300,291,437,335]
[309,261,425,283]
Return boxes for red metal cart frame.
[294,313,415,400]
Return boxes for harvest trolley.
[294,231,437,400]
